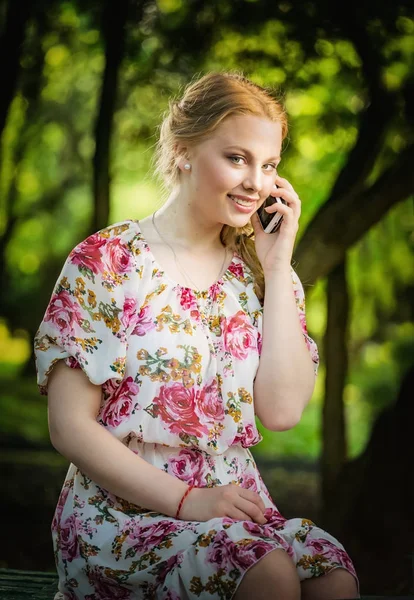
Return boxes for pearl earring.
[184,163,191,170]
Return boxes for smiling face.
[181,114,283,229]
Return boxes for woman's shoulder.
[65,219,144,281]
[89,219,141,243]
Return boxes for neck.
[154,191,225,253]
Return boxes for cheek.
[199,161,241,191]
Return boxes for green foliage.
[254,322,413,460]
[0,378,49,443]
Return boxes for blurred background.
[0,0,413,595]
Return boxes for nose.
[242,166,263,193]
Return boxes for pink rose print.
[64,356,81,370]
[262,508,287,530]
[59,515,79,562]
[299,311,308,335]
[132,304,156,336]
[127,520,178,553]
[292,277,319,370]
[153,383,209,437]
[240,473,258,492]
[163,590,182,600]
[304,333,320,363]
[210,282,221,301]
[168,448,208,486]
[231,422,262,448]
[307,538,355,572]
[52,483,71,531]
[104,237,132,274]
[69,233,106,274]
[196,379,225,423]
[233,539,278,568]
[243,423,260,446]
[257,331,262,355]
[179,288,198,311]
[190,308,201,321]
[44,290,83,336]
[228,262,244,279]
[150,552,184,587]
[87,566,131,599]
[100,376,139,428]
[121,296,139,331]
[207,530,273,571]
[243,520,293,557]
[222,311,257,360]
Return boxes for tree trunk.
[0,11,46,315]
[321,260,349,516]
[91,0,130,233]
[0,0,32,143]
[321,364,414,595]
[0,0,34,182]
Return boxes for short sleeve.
[34,227,134,395]
[291,268,320,375]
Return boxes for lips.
[227,194,257,207]
[228,194,257,204]
[228,194,257,214]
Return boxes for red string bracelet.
[175,484,194,520]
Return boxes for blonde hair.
[154,71,288,302]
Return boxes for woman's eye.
[228,156,278,170]
[229,156,245,165]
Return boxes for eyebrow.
[224,146,281,162]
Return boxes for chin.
[227,214,253,228]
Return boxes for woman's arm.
[253,267,316,432]
[48,360,189,517]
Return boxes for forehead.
[208,114,282,154]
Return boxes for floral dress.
[34,219,359,600]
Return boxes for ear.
[174,143,192,173]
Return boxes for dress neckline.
[132,219,237,295]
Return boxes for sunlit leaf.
[157,0,183,14]
[45,45,70,67]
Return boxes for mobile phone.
[257,189,287,233]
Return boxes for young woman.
[34,72,360,600]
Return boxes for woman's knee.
[301,567,359,600]
[234,548,300,600]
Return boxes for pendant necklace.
[151,210,228,292]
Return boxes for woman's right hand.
[179,483,268,525]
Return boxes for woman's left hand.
[250,174,301,274]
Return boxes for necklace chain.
[151,211,228,292]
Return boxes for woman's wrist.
[263,265,292,283]
[175,484,195,519]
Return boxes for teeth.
[229,195,254,207]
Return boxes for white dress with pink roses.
[34,220,359,600]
